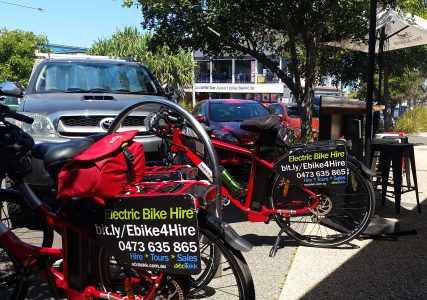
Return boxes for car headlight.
[15,113,57,138]
[211,129,238,144]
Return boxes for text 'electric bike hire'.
[141,106,376,256]
[0,81,255,300]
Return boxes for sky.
[0,0,144,48]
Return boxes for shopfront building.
[187,51,291,105]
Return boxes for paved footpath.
[279,134,427,300]
[223,205,296,300]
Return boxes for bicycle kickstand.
[269,227,286,257]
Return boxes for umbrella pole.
[373,27,385,135]
[365,0,378,166]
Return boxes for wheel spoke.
[270,160,374,247]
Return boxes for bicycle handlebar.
[145,108,184,135]
[0,103,33,124]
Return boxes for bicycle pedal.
[221,196,231,207]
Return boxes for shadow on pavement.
[26,278,54,300]
[284,197,427,299]
[241,233,300,248]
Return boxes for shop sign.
[88,194,201,274]
[194,83,284,93]
[274,144,348,187]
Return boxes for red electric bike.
[140,106,376,255]
[0,84,255,300]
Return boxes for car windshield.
[286,105,319,118]
[210,102,270,122]
[33,61,161,95]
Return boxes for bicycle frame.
[0,182,153,300]
[170,129,319,222]
[0,180,214,300]
[0,97,255,299]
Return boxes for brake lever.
[158,118,168,129]
[168,115,178,122]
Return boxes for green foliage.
[397,0,427,18]
[121,0,372,140]
[319,2,427,132]
[0,29,46,85]
[388,69,426,103]
[177,100,193,113]
[347,90,360,100]
[87,26,196,98]
[395,106,427,133]
[320,31,427,92]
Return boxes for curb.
[411,132,427,137]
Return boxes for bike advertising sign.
[274,143,347,187]
[88,194,201,274]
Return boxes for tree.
[87,26,195,99]
[318,1,427,131]
[0,29,46,85]
[121,0,372,140]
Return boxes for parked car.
[16,55,169,197]
[267,102,319,136]
[18,56,166,158]
[192,99,271,147]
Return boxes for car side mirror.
[0,81,24,97]
[201,123,213,135]
[277,114,284,119]
[196,115,206,123]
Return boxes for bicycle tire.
[269,158,375,247]
[0,193,53,248]
[191,231,222,290]
[0,245,27,300]
[95,226,255,299]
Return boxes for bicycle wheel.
[0,193,53,248]
[96,226,255,299]
[269,159,375,247]
[187,227,254,299]
[0,245,27,300]
[190,230,221,290]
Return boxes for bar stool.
[371,139,421,218]
[371,133,413,189]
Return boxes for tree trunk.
[299,34,316,141]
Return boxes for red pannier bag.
[56,130,145,205]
